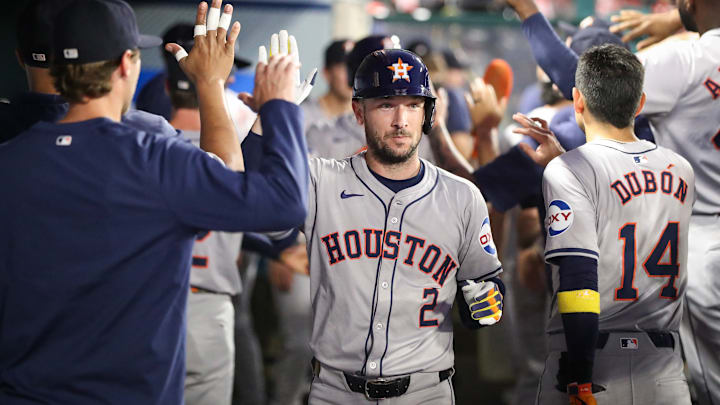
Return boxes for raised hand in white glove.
[239,29,317,111]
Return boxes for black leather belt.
[343,368,453,400]
[596,331,674,349]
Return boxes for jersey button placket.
[369,205,403,373]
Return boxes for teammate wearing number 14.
[539,45,695,405]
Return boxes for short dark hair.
[168,88,199,110]
[575,44,644,128]
[51,50,139,103]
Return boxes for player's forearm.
[257,100,309,223]
[522,13,578,100]
[428,122,477,186]
[197,80,244,170]
[473,126,499,166]
[557,256,600,384]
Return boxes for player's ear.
[15,49,26,70]
[572,87,584,114]
[119,49,139,78]
[635,92,646,117]
[352,99,365,125]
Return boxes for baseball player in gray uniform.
[627,8,720,403]
[162,28,245,404]
[304,48,505,404]
[540,44,695,405]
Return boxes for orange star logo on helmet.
[387,57,413,83]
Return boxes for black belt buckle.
[364,377,394,400]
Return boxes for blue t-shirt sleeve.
[473,146,544,212]
[150,100,309,233]
[634,115,655,143]
[547,106,587,151]
[122,109,180,138]
[445,87,472,133]
[523,12,578,100]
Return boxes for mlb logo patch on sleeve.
[56,136,72,146]
[546,200,573,237]
[621,338,639,349]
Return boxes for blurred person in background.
[439,48,476,161]
[303,39,364,159]
[499,66,570,154]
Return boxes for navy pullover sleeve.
[522,12,579,100]
[473,146,544,212]
[153,99,309,232]
[241,131,264,170]
[242,229,300,259]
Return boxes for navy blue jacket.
[0,99,308,404]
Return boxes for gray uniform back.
[543,139,695,333]
[184,130,243,295]
[303,153,502,377]
[638,30,720,215]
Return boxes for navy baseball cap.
[570,27,628,55]
[16,0,76,68]
[346,35,398,87]
[324,39,353,68]
[162,24,195,93]
[52,0,162,64]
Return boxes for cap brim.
[138,34,163,49]
[234,57,252,69]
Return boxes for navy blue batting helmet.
[353,49,436,134]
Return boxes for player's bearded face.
[361,96,424,164]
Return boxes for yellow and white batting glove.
[460,278,504,326]
[258,30,317,105]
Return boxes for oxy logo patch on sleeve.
[478,217,496,255]
[547,199,574,237]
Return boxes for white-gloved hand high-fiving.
[239,30,317,111]
[165,0,241,87]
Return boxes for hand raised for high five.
[609,9,683,50]
[512,113,565,168]
[165,0,241,87]
[239,30,318,111]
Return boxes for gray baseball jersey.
[542,139,695,333]
[183,130,243,296]
[638,29,720,404]
[303,153,502,377]
[638,29,720,215]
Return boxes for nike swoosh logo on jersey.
[340,190,363,199]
